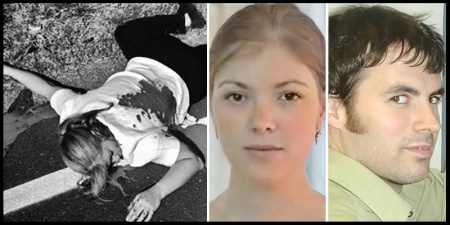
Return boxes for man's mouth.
[404,144,433,158]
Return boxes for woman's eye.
[391,95,408,104]
[226,93,245,102]
[430,96,442,104]
[279,93,300,101]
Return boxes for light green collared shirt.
[328,148,446,221]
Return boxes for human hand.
[126,185,164,222]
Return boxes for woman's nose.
[250,99,276,134]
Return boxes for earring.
[315,131,321,145]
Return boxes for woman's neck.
[219,168,323,221]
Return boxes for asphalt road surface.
[3,99,207,222]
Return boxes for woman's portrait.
[208,3,327,221]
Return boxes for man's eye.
[430,96,442,104]
[279,93,300,101]
[391,95,408,104]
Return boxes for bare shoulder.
[291,190,326,221]
[209,192,226,221]
[308,203,326,221]
[305,191,326,221]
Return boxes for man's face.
[342,51,444,185]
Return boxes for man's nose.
[413,102,441,133]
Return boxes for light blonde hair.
[59,105,126,201]
[210,3,325,99]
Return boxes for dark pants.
[114,14,206,105]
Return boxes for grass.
[3,3,207,113]
[2,4,207,220]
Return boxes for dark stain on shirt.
[136,114,141,123]
[118,79,177,125]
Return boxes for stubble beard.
[345,104,432,184]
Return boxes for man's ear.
[328,97,346,130]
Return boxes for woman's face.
[102,139,123,167]
[211,45,324,184]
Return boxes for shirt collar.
[328,148,413,221]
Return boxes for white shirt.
[50,57,192,167]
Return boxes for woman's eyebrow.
[218,80,249,89]
[274,79,308,89]
[217,79,309,89]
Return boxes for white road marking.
[3,167,82,215]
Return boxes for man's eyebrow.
[274,79,309,89]
[383,84,420,96]
[430,87,445,96]
[218,80,249,89]
[383,84,445,97]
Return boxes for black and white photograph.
[3,3,207,222]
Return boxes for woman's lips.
[244,144,283,151]
[244,145,283,158]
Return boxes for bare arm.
[126,141,204,222]
[4,63,63,101]
[153,124,206,199]
[155,141,204,198]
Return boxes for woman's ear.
[210,114,219,139]
[316,98,326,132]
[101,140,115,162]
[328,97,346,130]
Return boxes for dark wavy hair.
[329,4,445,110]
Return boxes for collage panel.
[2,2,446,223]
[327,3,446,222]
[3,3,207,222]
[208,3,327,221]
